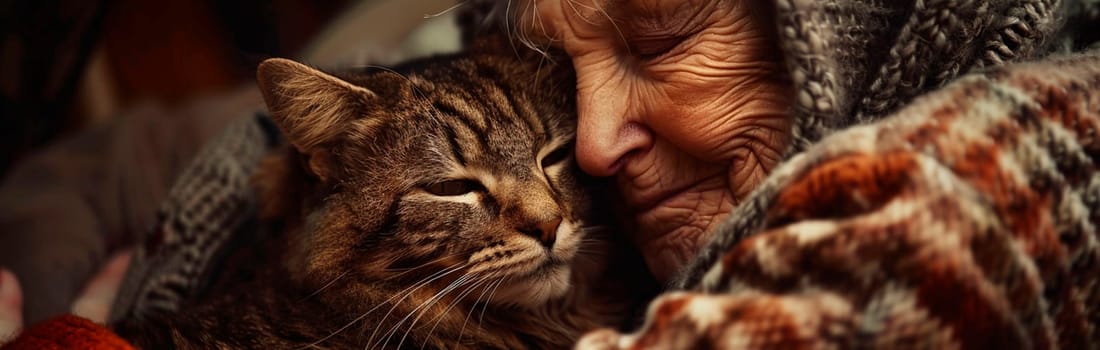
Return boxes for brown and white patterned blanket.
[109,0,1100,347]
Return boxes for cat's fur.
[115,41,651,349]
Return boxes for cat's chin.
[487,264,572,308]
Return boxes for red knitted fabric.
[1,314,133,350]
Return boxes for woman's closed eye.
[425,179,485,196]
[629,35,687,61]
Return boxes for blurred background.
[0,0,465,326]
[0,0,461,175]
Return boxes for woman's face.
[520,0,792,281]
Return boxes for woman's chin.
[613,147,737,282]
[631,189,733,282]
[637,225,708,283]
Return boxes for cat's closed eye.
[424,179,485,196]
[540,146,571,169]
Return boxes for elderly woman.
[503,0,1100,348]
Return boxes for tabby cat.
[114,41,650,349]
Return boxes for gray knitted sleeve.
[108,113,279,324]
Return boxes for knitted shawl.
[103,0,1100,347]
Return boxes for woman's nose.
[573,61,654,177]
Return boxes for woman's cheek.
[644,75,746,160]
[646,38,791,157]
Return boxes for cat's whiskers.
[299,270,350,302]
[468,244,548,279]
[383,251,470,280]
[385,272,491,349]
[361,263,470,348]
[419,276,493,350]
[576,225,609,234]
[385,273,476,349]
[455,276,503,348]
[575,233,612,256]
[478,276,511,326]
[578,236,610,245]
[302,262,467,349]
[575,247,609,256]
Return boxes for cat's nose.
[521,217,561,248]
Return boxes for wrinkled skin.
[519,0,792,281]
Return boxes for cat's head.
[256,52,602,308]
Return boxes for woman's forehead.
[565,0,710,17]
[617,0,709,13]
[528,0,716,35]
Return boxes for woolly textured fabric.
[108,114,279,324]
[778,0,1084,152]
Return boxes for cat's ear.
[257,58,374,151]
[258,58,375,181]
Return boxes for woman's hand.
[519,0,793,281]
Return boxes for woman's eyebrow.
[618,1,708,36]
